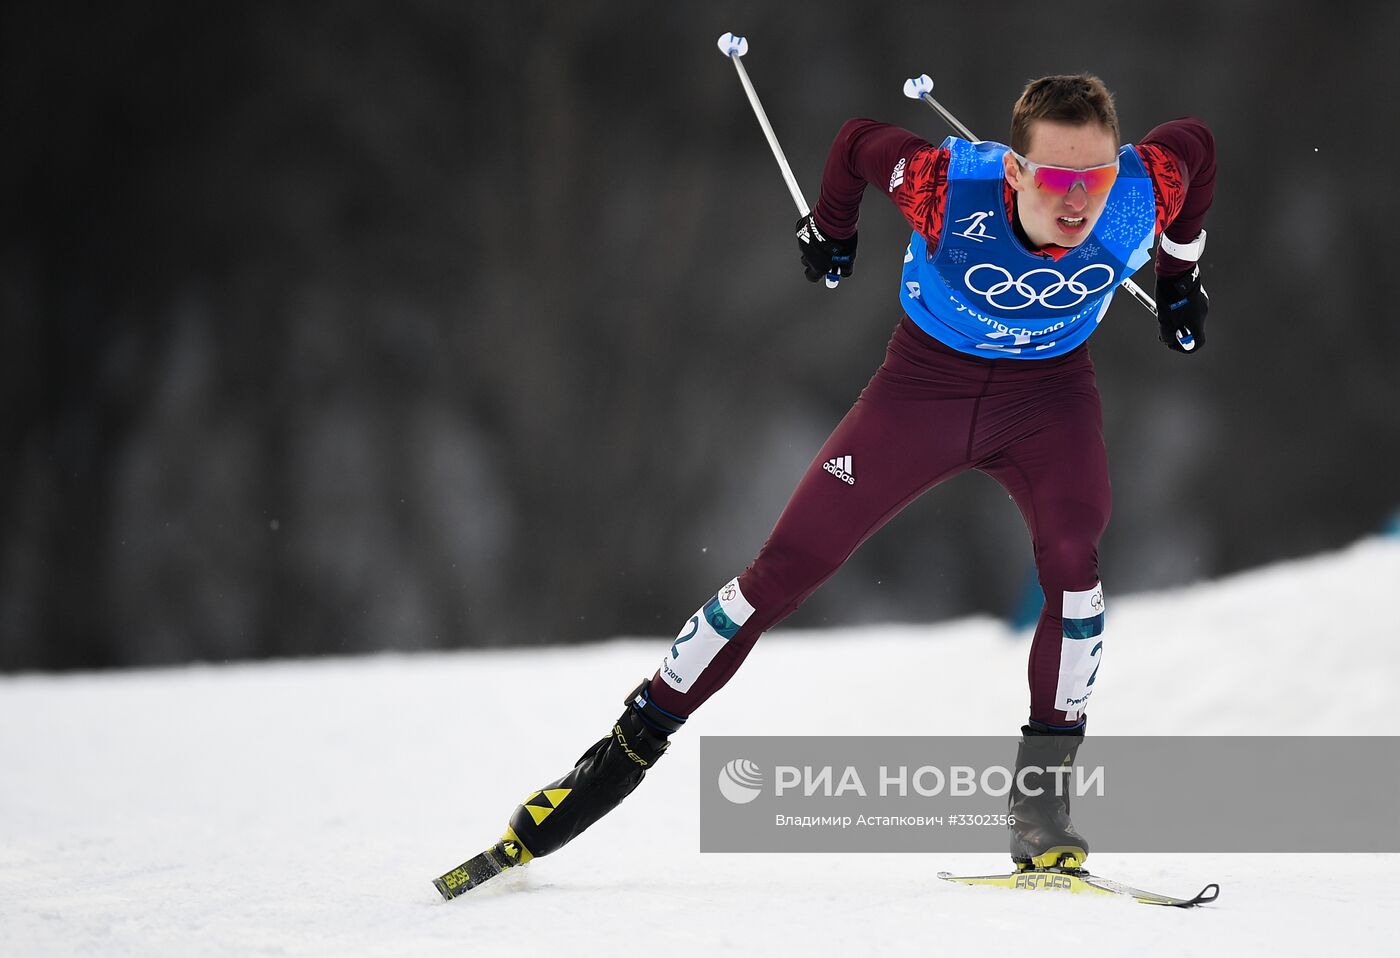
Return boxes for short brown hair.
[1009,74,1119,154]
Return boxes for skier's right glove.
[796,213,858,283]
[1155,265,1208,354]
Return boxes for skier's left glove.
[796,213,858,283]
[1155,265,1208,354]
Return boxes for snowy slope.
[2,537,1397,957]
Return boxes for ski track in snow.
[2,538,1397,957]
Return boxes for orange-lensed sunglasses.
[1009,150,1120,196]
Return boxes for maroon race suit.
[646,117,1215,730]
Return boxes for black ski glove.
[1155,265,1208,354]
[796,213,858,283]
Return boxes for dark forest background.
[3,1,1397,671]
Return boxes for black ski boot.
[501,679,683,863]
[1008,723,1089,870]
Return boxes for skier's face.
[1004,119,1119,248]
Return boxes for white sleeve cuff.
[1158,229,1207,262]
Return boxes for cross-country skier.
[492,74,1214,875]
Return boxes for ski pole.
[901,73,1162,322]
[718,32,840,289]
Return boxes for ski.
[432,830,532,901]
[938,867,1219,908]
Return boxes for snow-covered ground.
[3,537,1397,957]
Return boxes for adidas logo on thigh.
[823,455,855,485]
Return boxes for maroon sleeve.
[812,119,931,240]
[1139,117,1216,276]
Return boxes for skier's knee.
[1036,536,1099,591]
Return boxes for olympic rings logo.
[963,263,1116,311]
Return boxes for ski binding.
[433,829,532,901]
[938,864,1219,908]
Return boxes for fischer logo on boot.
[613,724,654,767]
